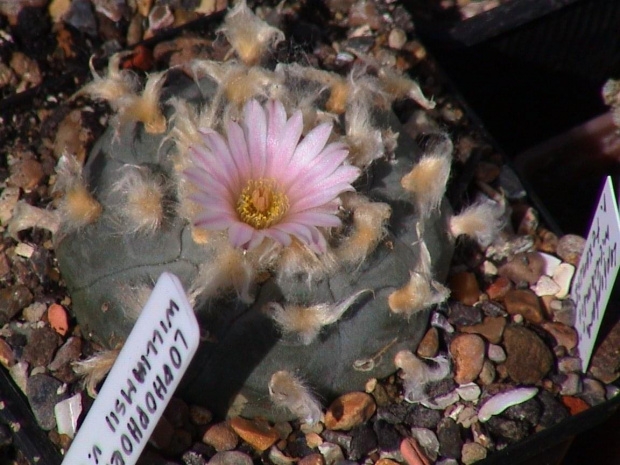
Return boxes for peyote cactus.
[51,2,499,421]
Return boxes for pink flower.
[185,99,360,252]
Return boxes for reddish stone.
[485,276,513,301]
[504,289,544,324]
[449,272,480,306]
[561,396,590,415]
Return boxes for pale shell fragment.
[54,393,83,438]
[477,387,538,422]
[552,262,575,299]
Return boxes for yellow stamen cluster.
[236,178,288,229]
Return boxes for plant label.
[572,176,620,371]
[62,272,199,465]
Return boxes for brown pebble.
[504,289,544,324]
[0,284,33,325]
[48,303,70,336]
[208,451,253,465]
[478,359,496,385]
[450,333,486,384]
[485,276,513,301]
[503,325,553,384]
[400,437,430,465]
[22,326,62,367]
[324,392,376,431]
[299,453,326,465]
[305,432,323,448]
[461,442,487,464]
[9,157,44,190]
[189,405,213,426]
[556,234,585,266]
[49,336,81,371]
[0,337,15,368]
[589,317,620,384]
[449,272,480,306]
[416,327,439,358]
[229,417,279,451]
[498,252,546,285]
[537,229,559,254]
[375,460,400,465]
[459,316,506,344]
[203,421,239,451]
[540,321,578,350]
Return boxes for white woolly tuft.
[268,370,323,424]
[265,289,371,344]
[189,242,256,305]
[449,199,505,247]
[53,153,102,233]
[394,350,451,403]
[73,348,121,398]
[378,68,435,110]
[388,241,450,316]
[276,239,337,285]
[116,71,168,134]
[8,201,60,239]
[79,52,138,105]
[345,100,385,167]
[401,138,452,219]
[219,0,285,66]
[111,166,167,234]
[336,193,391,265]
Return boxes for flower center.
[236,178,289,229]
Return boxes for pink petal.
[228,222,254,248]
[285,122,332,176]
[273,222,314,244]
[289,181,355,213]
[246,231,266,250]
[243,100,267,179]
[284,148,352,197]
[226,120,252,183]
[263,228,292,246]
[267,110,304,178]
[184,168,234,203]
[202,131,240,190]
[265,100,287,177]
[189,192,236,215]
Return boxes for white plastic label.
[572,176,620,371]
[62,272,200,465]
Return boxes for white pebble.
[552,263,575,299]
[531,275,561,296]
[538,252,562,276]
[15,242,35,258]
[54,393,82,439]
[477,387,539,422]
[422,390,460,410]
[487,344,506,363]
[456,383,481,402]
[410,428,440,461]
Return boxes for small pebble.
[561,396,590,415]
[22,302,47,322]
[324,392,376,431]
[486,416,529,443]
[400,437,431,465]
[54,392,82,438]
[531,275,560,297]
[0,338,15,368]
[431,312,454,333]
[299,453,325,465]
[207,451,253,465]
[540,321,577,350]
[417,327,439,358]
[373,420,399,452]
[405,404,442,429]
[551,263,575,299]
[189,405,213,426]
[559,373,582,396]
[448,272,480,306]
[47,303,70,336]
[487,344,506,363]
[485,276,513,301]
[538,252,562,276]
[388,28,407,49]
[349,424,378,460]
[0,284,34,326]
[22,326,62,368]
[436,418,462,459]
[410,428,439,461]
[49,336,82,372]
[503,325,553,384]
[229,417,279,452]
[498,252,545,285]
[456,383,481,402]
[318,442,345,465]
[448,302,482,326]
[26,374,69,430]
[556,234,585,266]
[202,422,239,451]
[422,390,460,410]
[459,316,506,344]
[551,299,576,326]
[461,442,487,465]
[450,334,485,384]
[478,360,496,385]
[557,356,582,374]
[504,289,544,324]
[581,378,606,406]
